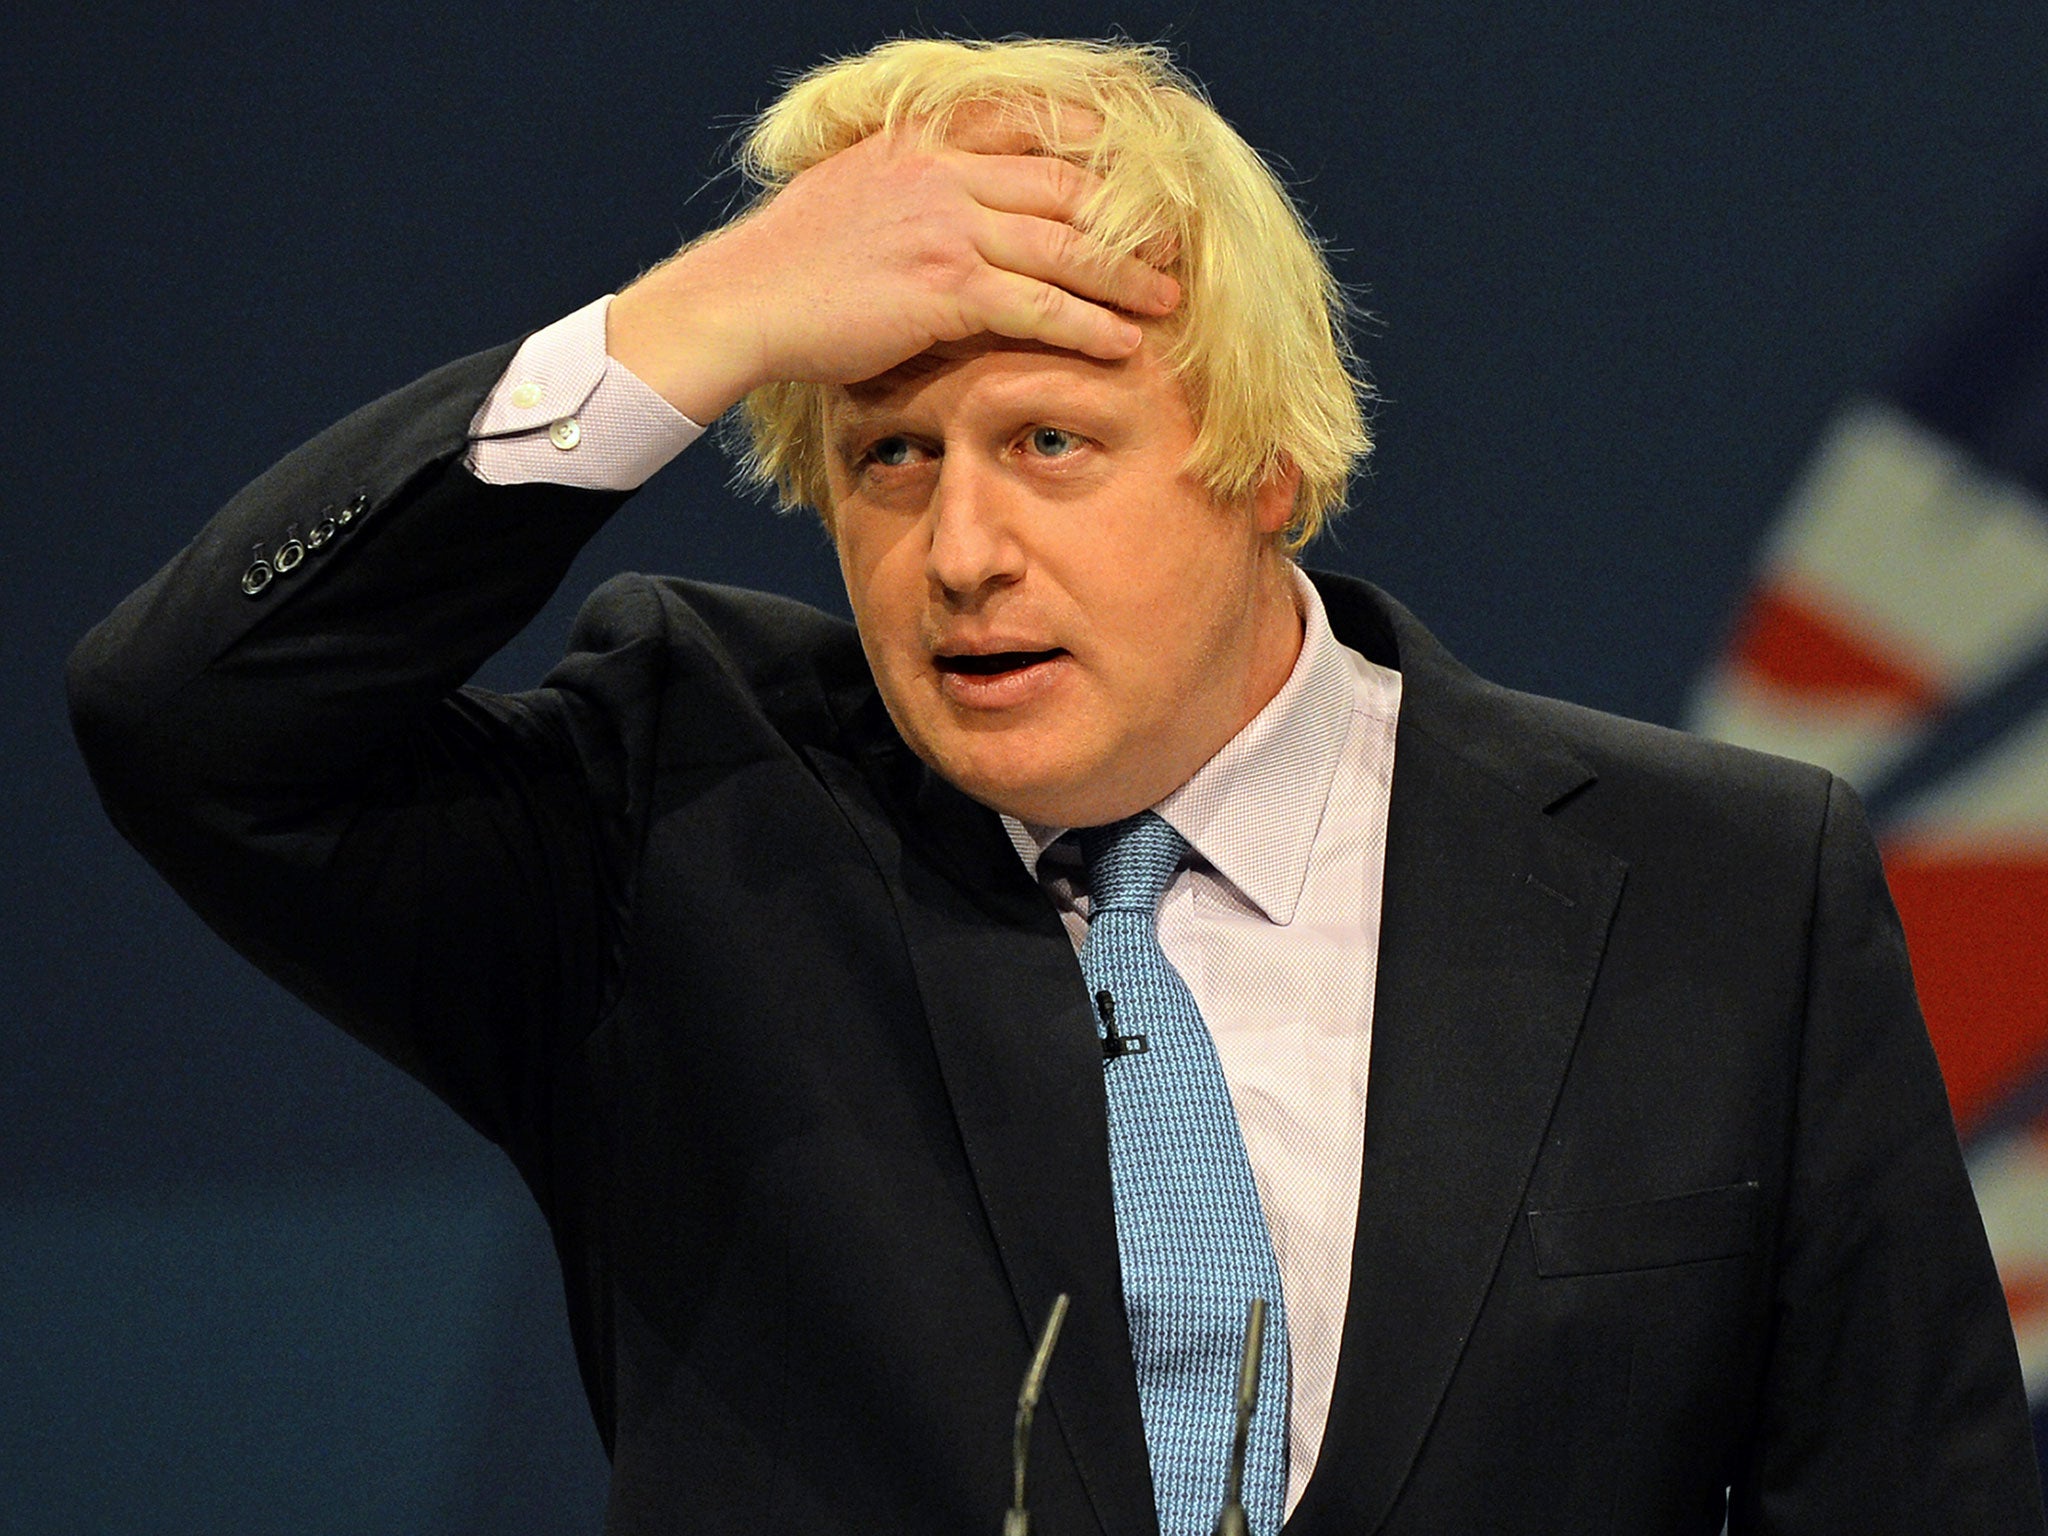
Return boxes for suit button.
[241,559,274,596]
[336,489,368,528]
[306,513,338,549]
[274,529,306,572]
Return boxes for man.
[68,36,2041,1536]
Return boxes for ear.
[1250,458,1302,539]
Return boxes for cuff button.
[274,531,306,573]
[241,560,274,597]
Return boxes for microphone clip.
[1096,989,1148,1059]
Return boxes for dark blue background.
[9,3,2047,1528]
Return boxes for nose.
[924,456,1025,603]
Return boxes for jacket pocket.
[1527,1181,1761,1277]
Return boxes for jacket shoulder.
[1313,567,1841,849]
[553,572,876,751]
[1480,678,1850,880]
[1527,686,1832,813]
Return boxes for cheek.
[835,523,944,733]
[1081,510,1255,661]
[835,516,915,635]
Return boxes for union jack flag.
[1688,206,2048,1475]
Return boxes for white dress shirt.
[466,298,1404,1515]
[1000,573,1399,1513]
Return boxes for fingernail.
[1120,321,1144,348]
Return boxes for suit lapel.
[1290,575,1628,1536]
[807,698,1155,1536]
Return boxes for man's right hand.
[605,122,1181,423]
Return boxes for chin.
[942,752,1155,829]
[911,736,1079,825]
[932,756,1064,823]
[888,696,1125,825]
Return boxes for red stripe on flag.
[1879,847,2048,1135]
[2006,1268,2048,1327]
[1728,582,1945,713]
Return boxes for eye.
[1026,426,1081,458]
[868,435,918,467]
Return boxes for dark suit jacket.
[70,343,2042,1534]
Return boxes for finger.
[943,99,1107,159]
[961,266,1147,360]
[975,206,1181,317]
[954,150,1104,224]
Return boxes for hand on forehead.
[837,101,1178,388]
[924,103,1184,282]
[607,90,1177,426]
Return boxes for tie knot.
[1078,811,1189,914]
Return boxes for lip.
[933,648,1072,710]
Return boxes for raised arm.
[66,126,1175,1157]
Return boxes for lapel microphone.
[1211,1297,1269,1536]
[1096,989,1149,1059]
[1005,1292,1071,1536]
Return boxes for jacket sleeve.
[66,343,650,1164]
[1731,776,2044,1532]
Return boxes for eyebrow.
[827,350,1132,461]
[827,361,950,453]
[849,352,950,396]
[827,412,894,463]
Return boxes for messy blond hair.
[732,37,1371,549]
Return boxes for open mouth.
[935,649,1067,677]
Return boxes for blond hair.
[731,37,1371,549]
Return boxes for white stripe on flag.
[1764,403,2048,688]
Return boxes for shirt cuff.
[467,293,705,490]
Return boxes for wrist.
[607,246,768,423]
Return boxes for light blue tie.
[1078,812,1290,1536]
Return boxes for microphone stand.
[1212,1297,1267,1536]
[998,1292,1268,1536]
[1005,1293,1071,1536]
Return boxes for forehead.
[844,336,1097,402]
[830,335,1184,431]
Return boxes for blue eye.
[870,436,915,467]
[1029,427,1079,457]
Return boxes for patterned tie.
[1078,811,1290,1536]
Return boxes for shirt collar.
[1000,567,1356,925]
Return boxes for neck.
[1233,555,1307,732]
